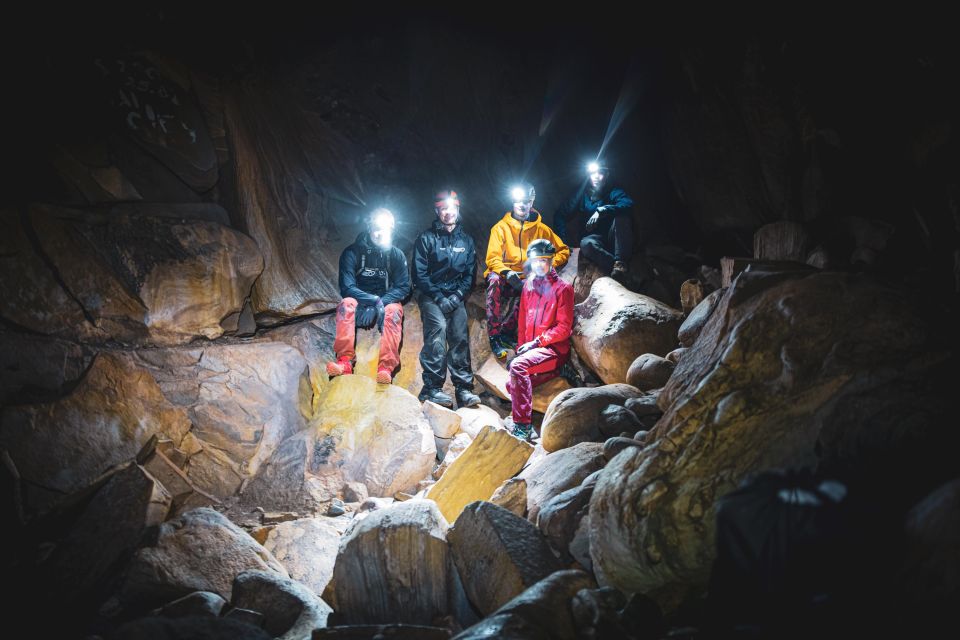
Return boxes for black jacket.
[553,181,634,240]
[338,232,411,307]
[412,219,476,303]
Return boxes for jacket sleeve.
[536,283,574,346]
[339,247,381,306]
[485,224,510,275]
[603,188,634,215]
[381,249,412,305]
[413,233,440,301]
[454,235,477,300]
[548,226,571,270]
[517,288,528,346]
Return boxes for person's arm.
[485,224,510,276]
[413,233,441,302]
[381,249,411,305]
[453,235,477,300]
[536,284,574,346]
[601,188,634,215]
[339,248,381,306]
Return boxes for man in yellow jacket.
[484,182,570,359]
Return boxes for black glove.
[504,270,524,291]
[516,338,540,355]
[439,294,460,315]
[356,298,383,329]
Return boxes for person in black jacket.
[326,208,411,385]
[553,160,635,280]
[412,190,481,409]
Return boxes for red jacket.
[517,268,574,361]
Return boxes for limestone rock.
[448,501,562,615]
[589,269,950,605]
[120,507,287,608]
[262,518,341,599]
[342,482,368,504]
[308,375,436,497]
[113,616,271,640]
[518,442,605,524]
[156,591,227,618]
[433,432,473,480]
[43,464,171,606]
[456,404,503,438]
[0,330,90,405]
[679,279,705,315]
[677,287,723,348]
[665,348,687,364]
[0,352,190,512]
[625,354,675,391]
[423,401,462,439]
[598,405,642,438]
[572,277,683,384]
[232,570,333,638]
[452,570,597,640]
[427,425,533,524]
[540,384,644,453]
[475,354,571,414]
[313,626,452,639]
[332,500,457,625]
[753,221,810,262]
[490,478,527,518]
[602,437,644,462]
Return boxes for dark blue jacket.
[338,232,411,307]
[412,220,476,303]
[553,182,634,241]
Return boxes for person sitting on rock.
[505,239,574,442]
[553,160,635,282]
[327,208,411,385]
[412,189,481,409]
[484,182,569,360]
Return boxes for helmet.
[510,182,536,203]
[434,189,460,213]
[526,238,556,259]
[587,160,609,174]
[367,207,395,231]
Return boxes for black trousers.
[417,292,473,390]
[580,214,634,272]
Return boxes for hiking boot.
[509,420,534,442]
[326,358,353,378]
[611,260,629,283]
[376,367,393,385]
[455,387,481,408]
[559,362,584,388]
[419,387,454,408]
[490,335,510,360]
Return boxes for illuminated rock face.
[517,442,606,525]
[308,374,436,498]
[539,384,644,453]
[262,518,341,600]
[572,277,683,385]
[588,269,948,607]
[0,205,262,346]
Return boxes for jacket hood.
[500,210,543,228]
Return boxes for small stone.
[327,499,346,516]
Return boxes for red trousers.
[505,345,563,424]
[333,297,403,372]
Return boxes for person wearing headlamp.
[412,190,481,409]
[553,160,635,281]
[327,207,411,385]
[484,181,569,360]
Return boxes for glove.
[356,298,383,329]
[516,338,540,355]
[504,270,524,291]
[439,294,460,315]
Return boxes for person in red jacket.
[505,238,575,441]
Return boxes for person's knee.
[340,297,358,311]
[384,303,403,325]
[509,359,528,376]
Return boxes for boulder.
[452,570,597,640]
[155,591,227,619]
[901,477,960,614]
[539,384,644,453]
[232,570,333,638]
[313,626,452,639]
[332,500,458,625]
[598,405,642,438]
[589,269,951,606]
[625,354,675,391]
[455,405,503,438]
[433,432,473,480]
[120,507,287,608]
[665,348,687,364]
[602,437,644,462]
[538,481,595,562]
[677,287,724,348]
[428,426,533,523]
[0,352,190,513]
[263,518,342,598]
[305,375,436,498]
[490,478,527,518]
[423,401,462,439]
[518,442,606,524]
[572,277,683,384]
[475,355,571,414]
[448,501,562,615]
[679,279,705,315]
[113,616,271,640]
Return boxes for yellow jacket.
[483,211,570,278]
